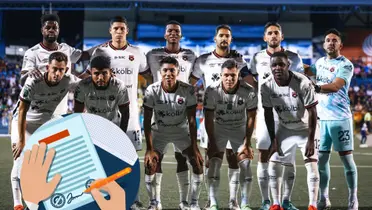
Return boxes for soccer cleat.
[147,200,158,210]
[259,200,271,210]
[179,201,190,210]
[209,205,218,210]
[317,198,331,210]
[14,205,24,210]
[203,200,211,210]
[348,200,359,210]
[240,204,252,210]
[270,205,283,210]
[131,201,145,210]
[308,205,317,210]
[228,200,240,210]
[282,200,299,210]
[190,203,201,210]
[156,202,163,210]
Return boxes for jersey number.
[338,130,350,142]
[133,130,140,142]
[314,138,320,150]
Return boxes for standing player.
[146,20,197,210]
[11,52,80,210]
[74,55,130,133]
[311,29,358,210]
[241,22,304,210]
[20,13,82,116]
[261,52,319,210]
[143,57,203,210]
[204,60,257,210]
[190,24,247,210]
[88,16,151,209]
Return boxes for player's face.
[264,26,283,48]
[323,33,342,56]
[221,67,239,91]
[270,56,289,82]
[91,68,111,88]
[41,21,59,43]
[109,22,128,42]
[47,60,67,85]
[164,24,182,44]
[161,63,179,88]
[214,29,232,50]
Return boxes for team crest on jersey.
[109,95,115,101]
[211,73,220,82]
[182,56,188,61]
[329,67,335,72]
[129,55,134,61]
[292,92,298,98]
[238,98,244,105]
[177,97,185,104]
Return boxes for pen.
[84,167,132,193]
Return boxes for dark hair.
[41,13,60,26]
[160,56,179,68]
[110,16,128,26]
[221,59,238,71]
[90,56,111,70]
[166,20,181,27]
[264,22,282,33]
[324,28,343,42]
[271,51,288,60]
[215,24,232,35]
[49,52,68,64]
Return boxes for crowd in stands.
[1,56,371,137]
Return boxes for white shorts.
[276,125,320,164]
[199,120,232,150]
[126,115,142,151]
[214,125,246,153]
[255,118,279,150]
[11,119,42,178]
[153,132,191,155]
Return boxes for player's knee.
[238,158,253,182]
[338,150,352,156]
[208,157,222,180]
[258,149,270,162]
[304,158,317,164]
[188,157,203,174]
[226,149,239,169]
[175,152,188,172]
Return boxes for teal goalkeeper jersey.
[311,56,354,121]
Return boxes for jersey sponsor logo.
[113,68,133,74]
[88,106,115,114]
[260,61,269,67]
[114,56,126,59]
[216,109,244,115]
[129,55,134,61]
[316,75,333,84]
[156,99,177,104]
[157,110,183,118]
[156,119,184,127]
[271,93,290,98]
[22,87,31,98]
[281,119,302,125]
[343,65,353,71]
[275,105,299,113]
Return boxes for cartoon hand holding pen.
[20,143,129,210]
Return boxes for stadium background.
[0,0,371,209]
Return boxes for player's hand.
[238,144,254,160]
[192,146,204,170]
[29,69,43,80]
[90,180,125,210]
[268,139,284,157]
[12,141,25,160]
[20,143,62,204]
[305,140,315,158]
[144,150,159,171]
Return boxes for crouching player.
[204,59,258,210]
[261,52,320,210]
[143,56,204,210]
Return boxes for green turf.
[1,137,371,210]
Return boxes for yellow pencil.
[84,167,132,193]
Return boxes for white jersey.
[90,41,148,130]
[13,74,80,124]
[146,47,197,83]
[248,49,304,120]
[22,42,82,73]
[74,77,130,125]
[191,50,247,87]
[203,81,257,129]
[143,81,197,136]
[260,71,318,130]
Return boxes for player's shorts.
[199,120,233,150]
[319,118,354,152]
[11,119,42,178]
[276,124,320,164]
[153,132,191,155]
[214,124,247,153]
[255,118,279,150]
[126,116,142,151]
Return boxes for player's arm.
[143,105,154,151]
[186,105,198,149]
[20,50,41,86]
[304,64,314,76]
[189,57,203,86]
[244,91,258,147]
[74,101,85,113]
[315,77,346,93]
[306,105,318,157]
[242,55,258,88]
[242,73,258,89]
[73,84,85,113]
[118,103,130,133]
[139,50,153,85]
[261,84,276,143]
[13,100,30,159]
